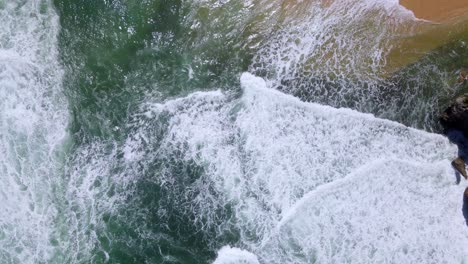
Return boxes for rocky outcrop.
[452,157,468,179]
[440,94,468,136]
[441,94,468,182]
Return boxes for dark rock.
[440,94,468,137]
[452,157,467,179]
[465,187,468,200]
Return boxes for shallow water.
[1,0,468,263]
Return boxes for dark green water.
[2,0,468,263]
[54,1,259,262]
[56,0,253,139]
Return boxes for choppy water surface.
[1,0,468,263]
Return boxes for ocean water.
[1,0,468,263]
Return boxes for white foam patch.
[262,159,468,263]
[125,73,463,263]
[213,246,260,264]
[0,1,68,263]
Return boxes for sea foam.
[120,72,466,263]
[213,246,260,264]
[0,1,68,263]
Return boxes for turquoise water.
[1,0,468,263]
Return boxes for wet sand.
[275,0,468,74]
[400,0,468,22]
[382,1,468,73]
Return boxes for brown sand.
[400,0,468,22]
[382,1,468,73]
[277,0,468,74]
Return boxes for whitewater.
[0,0,69,263]
[1,0,468,263]
[143,72,467,263]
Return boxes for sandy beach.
[379,0,468,73]
[400,0,468,22]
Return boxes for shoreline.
[382,1,468,74]
[399,0,468,23]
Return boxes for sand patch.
[400,0,468,23]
